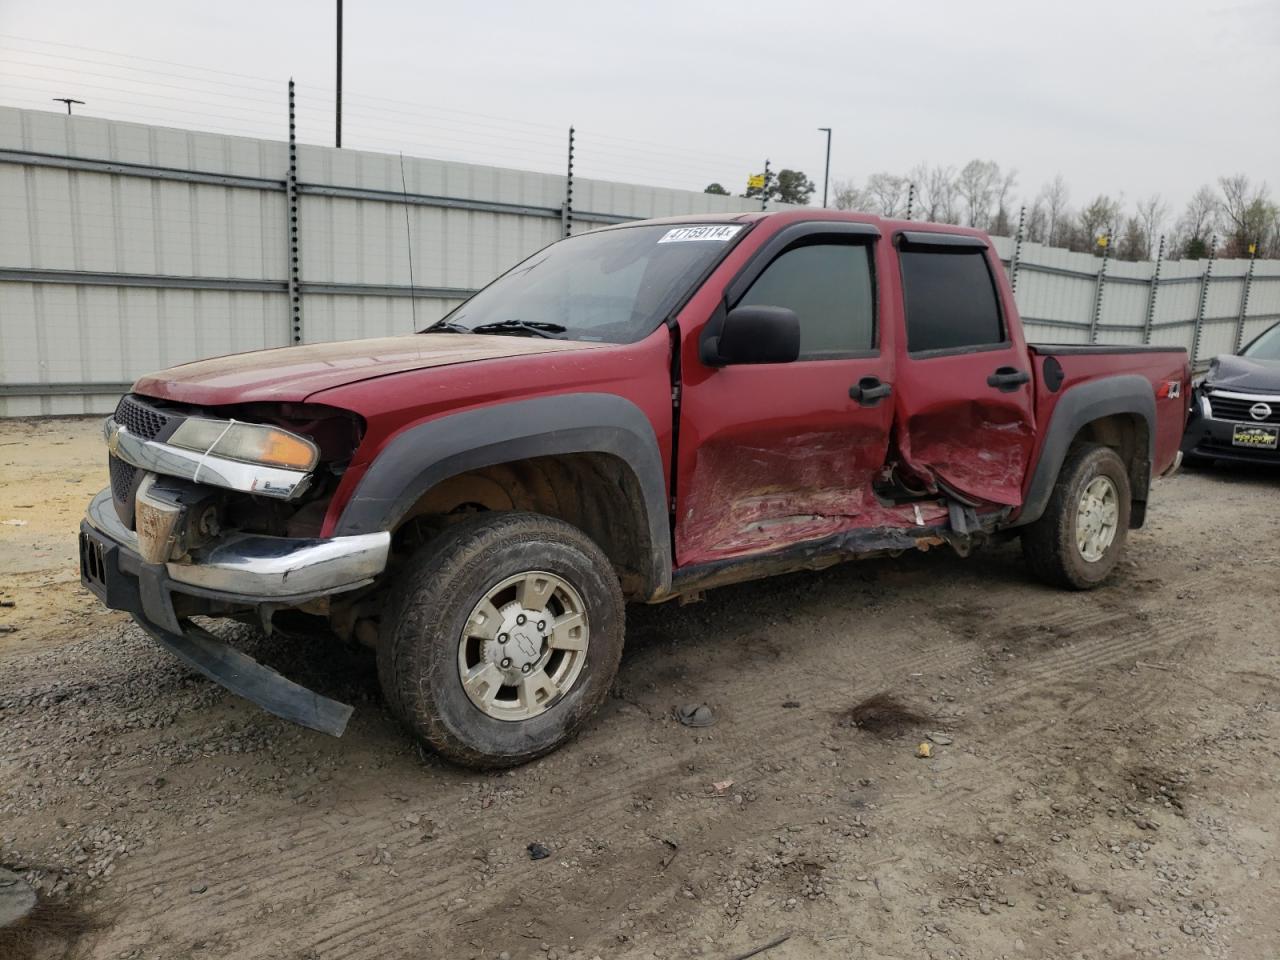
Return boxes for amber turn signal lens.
[258,430,317,469]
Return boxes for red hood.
[132,333,604,406]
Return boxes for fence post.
[904,182,915,221]
[561,125,574,238]
[1232,243,1258,353]
[1191,234,1217,365]
[1009,205,1026,296]
[1088,228,1112,344]
[1142,235,1165,345]
[286,79,302,345]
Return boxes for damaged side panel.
[895,398,1037,507]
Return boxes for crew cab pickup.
[80,211,1189,767]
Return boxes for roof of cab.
[599,208,991,242]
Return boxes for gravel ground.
[2,416,1279,960]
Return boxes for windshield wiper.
[468,320,567,339]
[422,320,470,334]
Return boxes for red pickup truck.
[80,211,1188,767]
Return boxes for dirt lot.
[2,416,1279,960]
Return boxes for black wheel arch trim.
[333,393,672,598]
[1013,374,1156,529]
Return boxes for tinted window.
[900,249,1003,353]
[737,243,875,359]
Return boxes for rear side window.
[737,243,875,359]
[900,248,1003,354]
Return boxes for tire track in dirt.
[106,571,998,950]
[110,629,990,953]
[96,540,1254,958]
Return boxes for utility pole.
[335,0,343,148]
[52,98,84,115]
[761,158,770,211]
[817,127,831,208]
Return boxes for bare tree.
[1134,194,1167,261]
[866,172,909,218]
[956,159,1001,228]
[831,178,874,213]
[1218,174,1276,257]
[1075,195,1123,253]
[992,168,1019,236]
[907,164,959,223]
[1025,199,1048,244]
[1037,175,1071,247]
[1118,216,1147,261]
[1174,185,1219,258]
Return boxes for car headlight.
[168,418,319,471]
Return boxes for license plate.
[1232,423,1280,449]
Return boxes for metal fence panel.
[3,105,1279,416]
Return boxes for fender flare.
[1013,374,1155,528]
[333,393,672,597]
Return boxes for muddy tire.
[377,512,624,769]
[1022,444,1131,590]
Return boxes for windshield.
[1243,322,1280,361]
[431,223,746,343]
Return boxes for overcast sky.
[2,0,1277,216]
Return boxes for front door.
[675,232,897,566]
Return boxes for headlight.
[168,418,319,471]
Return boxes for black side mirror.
[702,305,800,366]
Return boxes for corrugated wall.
[3,105,1279,416]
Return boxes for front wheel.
[1022,444,1132,590]
[377,512,625,768]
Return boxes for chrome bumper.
[84,487,390,599]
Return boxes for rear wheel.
[1022,444,1131,590]
[377,512,625,768]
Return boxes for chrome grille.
[1207,393,1280,424]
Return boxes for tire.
[377,512,625,769]
[1022,444,1132,590]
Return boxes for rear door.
[891,232,1036,507]
[675,223,897,565]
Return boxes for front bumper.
[80,486,391,735]
[84,487,390,610]
[1182,416,1280,465]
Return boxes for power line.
[0,55,287,101]
[0,32,283,85]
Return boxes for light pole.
[818,127,832,208]
[335,0,343,148]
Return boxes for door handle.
[987,367,1030,392]
[850,377,892,406]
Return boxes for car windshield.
[1243,322,1280,360]
[429,223,746,343]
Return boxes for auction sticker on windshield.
[657,225,744,243]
